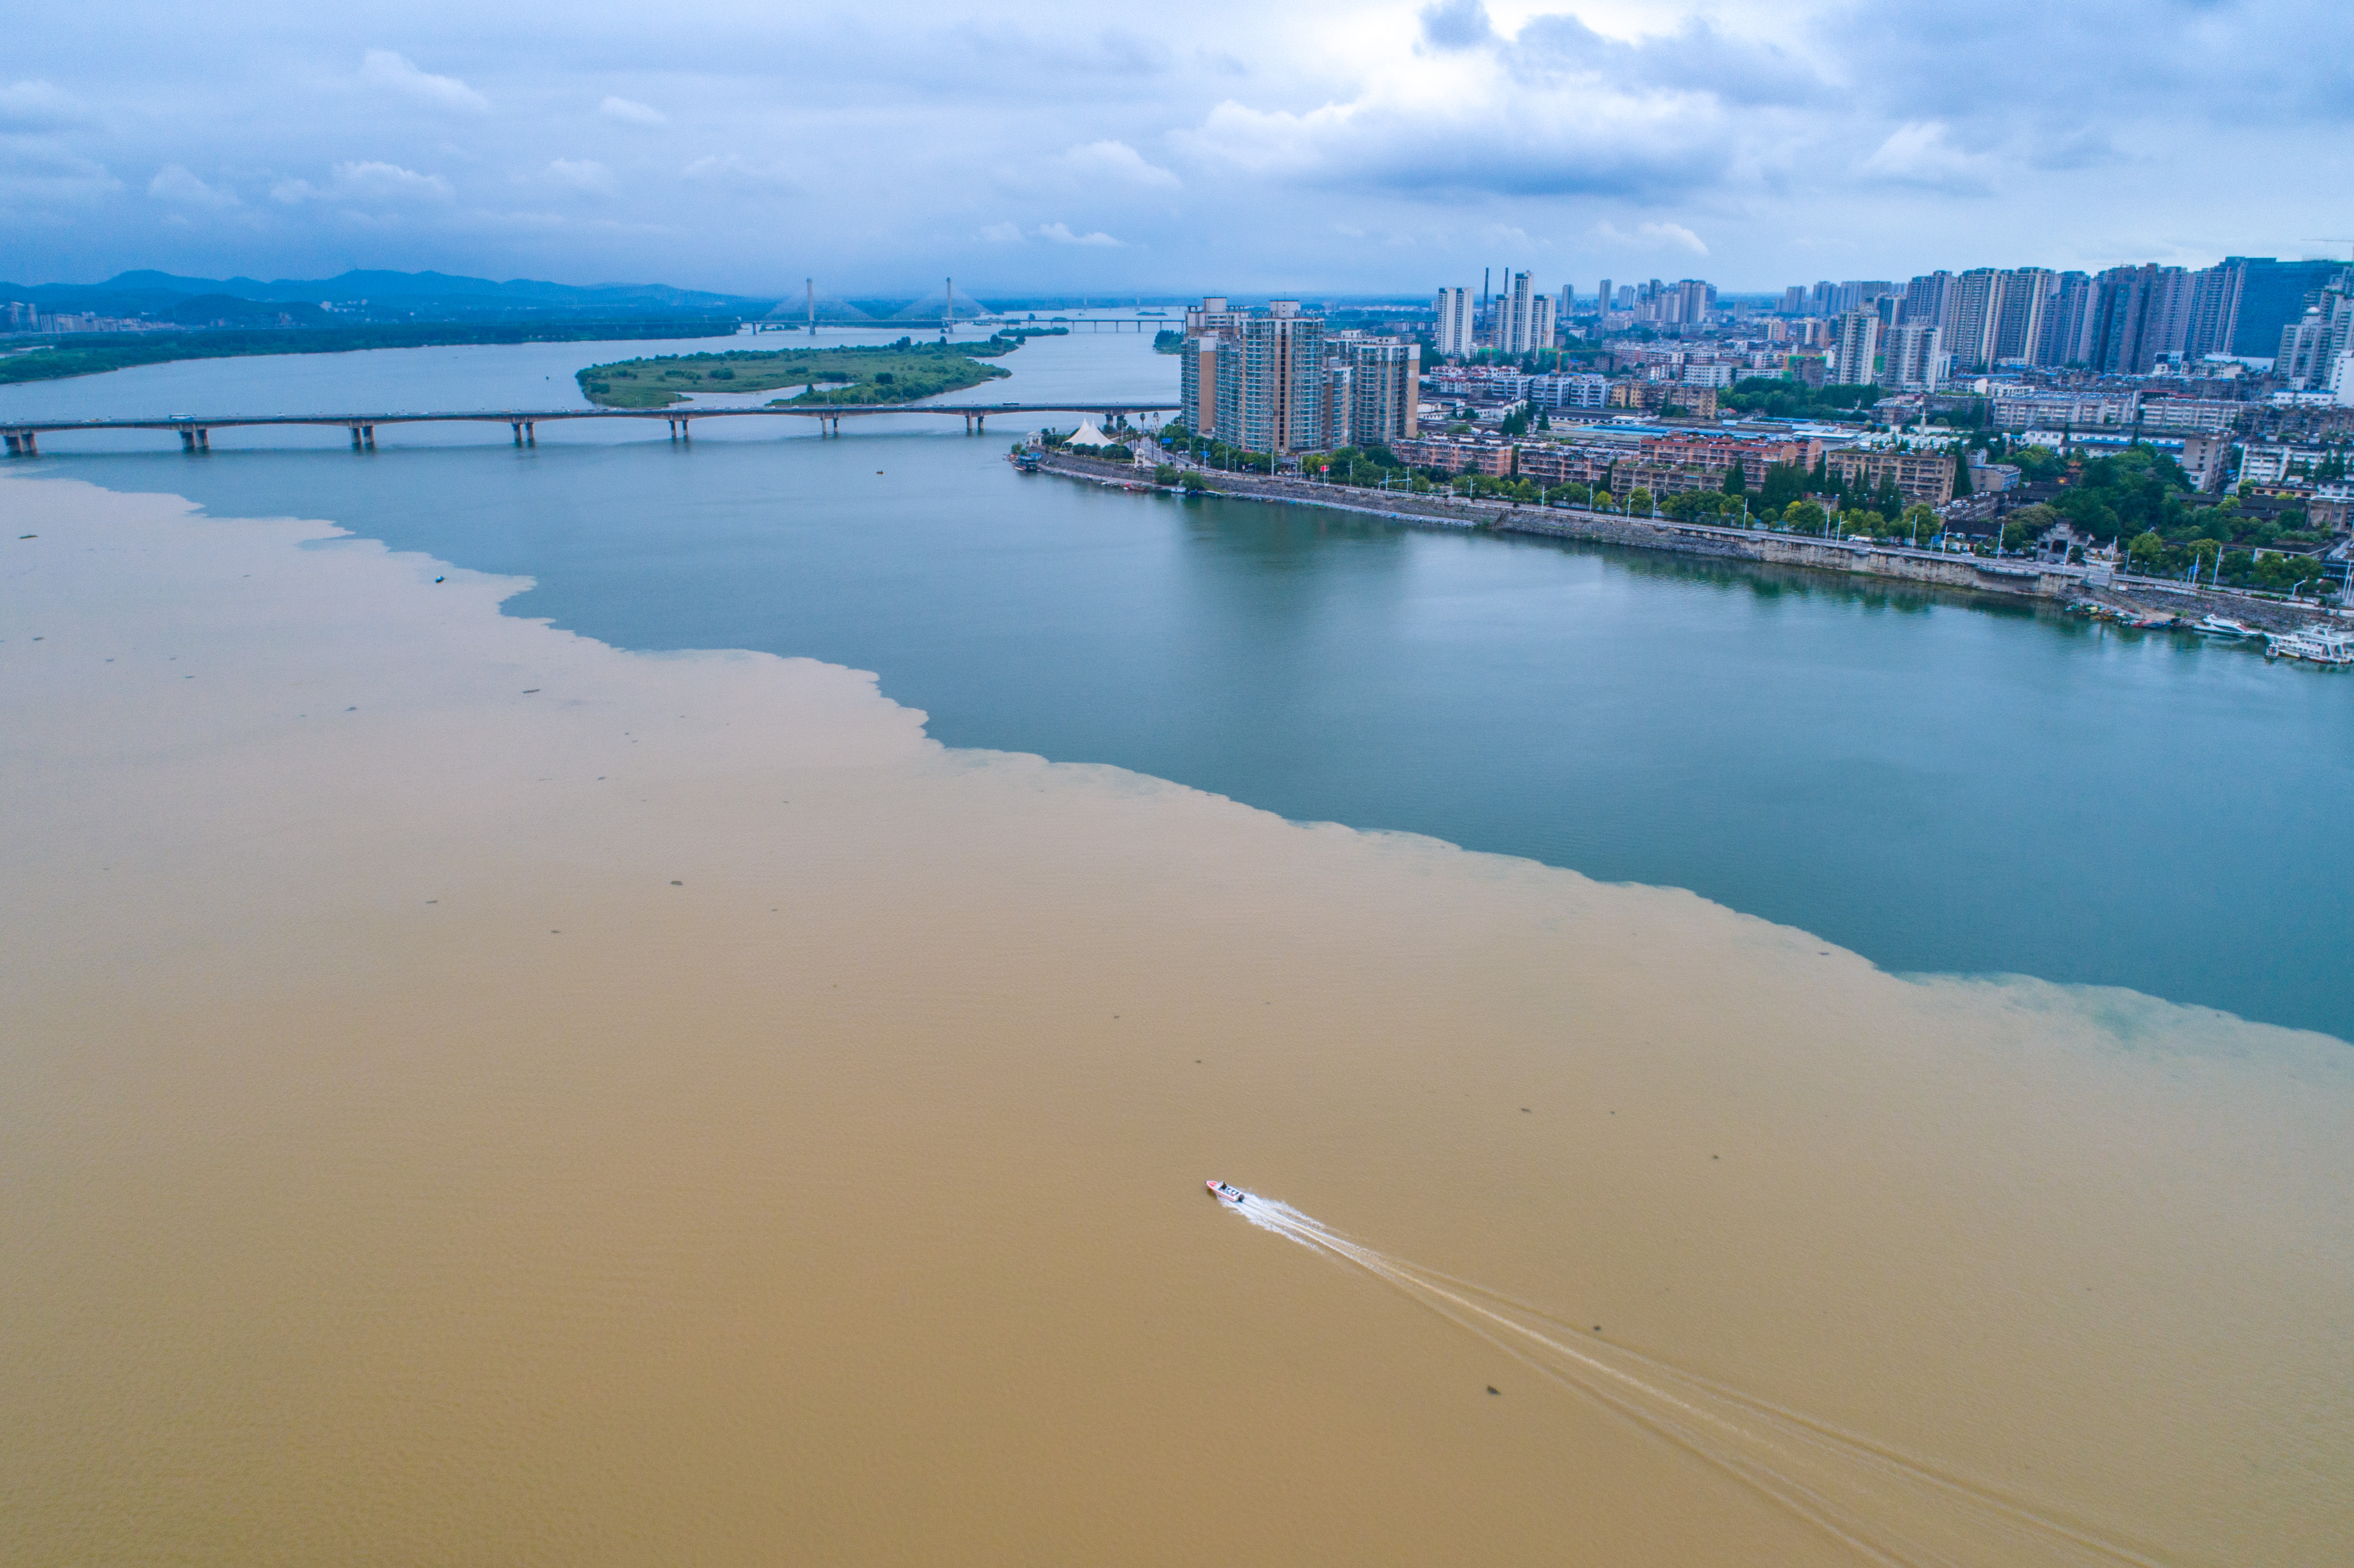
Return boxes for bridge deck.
[1,402,1177,435]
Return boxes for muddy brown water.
[4,477,2349,1565]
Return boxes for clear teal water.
[6,327,2350,1039]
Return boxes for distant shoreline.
[0,320,742,388]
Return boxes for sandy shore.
[3,472,2348,1566]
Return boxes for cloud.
[599,96,666,127]
[1593,220,1709,256]
[147,163,238,208]
[0,79,90,133]
[1038,221,1123,246]
[681,153,797,189]
[4,0,2346,294]
[1640,221,1707,255]
[274,160,454,205]
[1858,121,1991,194]
[1178,94,1724,202]
[0,142,119,203]
[1419,0,1496,52]
[359,49,489,114]
[545,158,614,194]
[1509,15,1827,109]
[1058,139,1179,188]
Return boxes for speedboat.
[1206,1180,1246,1205]
[2194,615,2257,637]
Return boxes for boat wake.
[1210,1183,2166,1568]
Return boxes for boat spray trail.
[1212,1185,2167,1568]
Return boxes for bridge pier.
[4,431,31,455]
[347,425,375,450]
[180,428,210,452]
[511,421,536,445]
[667,416,692,441]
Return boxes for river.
[4,319,2348,1038]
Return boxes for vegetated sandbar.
[2,474,2348,1567]
[576,336,1024,408]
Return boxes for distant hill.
[0,268,778,323]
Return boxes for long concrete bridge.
[0,401,1179,455]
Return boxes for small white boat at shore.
[2194,615,2258,637]
[2265,623,2354,666]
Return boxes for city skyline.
[6,0,2352,292]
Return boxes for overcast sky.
[4,0,2348,298]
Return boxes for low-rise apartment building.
[1606,382,1718,417]
[1524,372,1610,408]
[1990,391,2141,430]
[1823,448,1957,506]
[2136,397,2240,435]
[1513,442,1619,486]
[2178,433,2233,493]
[1509,433,1819,492]
[1390,435,1517,476]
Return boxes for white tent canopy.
[1064,419,1114,448]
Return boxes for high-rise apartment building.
[1434,286,1474,358]
[2276,311,2333,388]
[1779,286,1806,315]
[1994,269,2055,363]
[1496,271,1538,354]
[1597,279,1611,318]
[2085,264,2177,374]
[2143,266,2196,363]
[1182,298,1415,457]
[1943,269,2006,372]
[1672,278,1713,327]
[2225,258,2350,356]
[1215,301,1325,457]
[1829,309,1881,385]
[2186,263,2244,359]
[2276,290,2353,388]
[1180,336,1223,438]
[1183,296,1247,339]
[2040,273,2099,366]
[1883,323,1945,390]
[1899,272,1953,328]
[1333,336,1421,446]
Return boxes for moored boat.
[2264,623,2354,665]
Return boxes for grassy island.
[576,335,1022,409]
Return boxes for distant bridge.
[0,401,1179,454]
